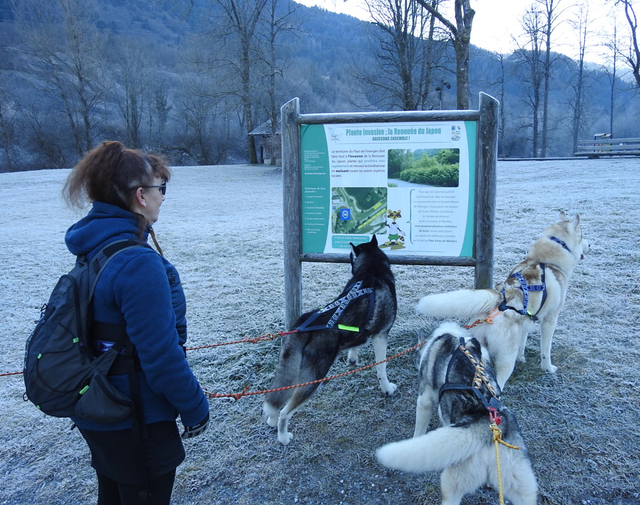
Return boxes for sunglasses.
[139,184,167,196]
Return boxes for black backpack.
[23,239,143,422]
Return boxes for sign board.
[300,121,476,257]
[281,94,498,329]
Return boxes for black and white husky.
[264,235,397,445]
[377,323,538,505]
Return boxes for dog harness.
[498,263,547,320]
[294,280,375,333]
[550,236,571,252]
[439,337,502,413]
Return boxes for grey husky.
[263,235,397,445]
[377,322,538,505]
[417,211,589,388]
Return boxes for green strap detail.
[79,385,89,395]
[337,324,360,332]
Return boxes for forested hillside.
[0,0,638,170]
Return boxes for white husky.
[417,212,589,389]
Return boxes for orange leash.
[464,307,502,329]
[204,340,428,401]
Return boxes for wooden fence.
[574,137,640,157]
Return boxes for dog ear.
[558,210,568,221]
[371,234,378,246]
[467,337,482,353]
[572,213,580,228]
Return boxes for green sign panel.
[301,121,477,256]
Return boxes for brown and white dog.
[416,212,589,389]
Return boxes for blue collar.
[550,236,571,252]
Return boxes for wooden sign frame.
[281,93,499,329]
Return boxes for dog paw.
[266,416,278,428]
[278,432,293,445]
[381,382,397,396]
[542,363,558,374]
[517,354,526,363]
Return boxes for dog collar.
[550,236,571,253]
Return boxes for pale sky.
[295,0,628,65]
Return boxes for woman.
[63,141,210,504]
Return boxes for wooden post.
[281,98,302,330]
[474,92,499,289]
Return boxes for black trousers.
[97,469,176,505]
[79,421,185,503]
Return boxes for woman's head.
[64,141,171,226]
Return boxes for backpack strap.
[87,239,147,295]
[87,240,150,501]
[91,321,148,500]
[124,335,149,502]
[91,322,142,375]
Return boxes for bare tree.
[213,0,269,164]
[111,42,150,149]
[0,85,17,172]
[149,78,173,150]
[603,16,620,136]
[514,6,545,157]
[176,37,240,165]
[616,0,640,87]
[494,52,508,158]
[353,0,445,111]
[22,104,67,167]
[14,0,106,157]
[536,0,566,157]
[256,0,302,162]
[415,0,475,109]
[568,1,594,153]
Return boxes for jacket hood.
[65,201,147,257]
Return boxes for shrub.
[398,163,458,187]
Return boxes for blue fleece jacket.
[65,201,209,431]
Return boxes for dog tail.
[376,426,485,473]
[416,289,501,319]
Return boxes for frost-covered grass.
[1,159,639,504]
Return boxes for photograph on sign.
[301,121,476,257]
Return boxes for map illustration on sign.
[331,187,387,235]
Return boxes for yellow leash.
[489,409,520,505]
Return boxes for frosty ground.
[0,158,638,505]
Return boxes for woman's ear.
[133,187,147,208]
